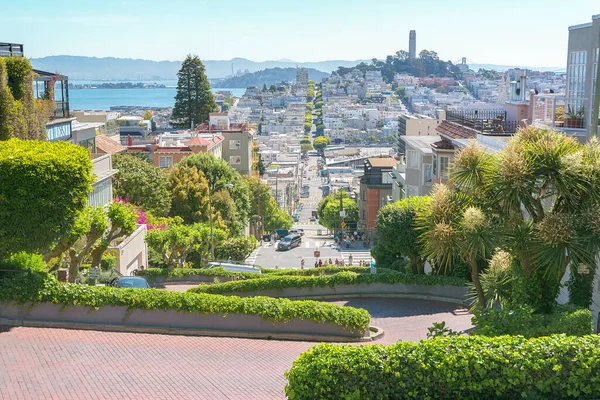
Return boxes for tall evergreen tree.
[171,55,217,129]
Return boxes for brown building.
[128,134,224,168]
[358,157,397,235]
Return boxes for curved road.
[0,298,471,400]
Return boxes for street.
[247,154,373,269]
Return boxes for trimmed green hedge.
[138,266,373,280]
[285,335,600,399]
[471,305,593,337]
[188,270,467,295]
[0,272,370,333]
[138,267,264,280]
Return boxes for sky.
[1,0,598,67]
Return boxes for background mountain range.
[29,55,565,81]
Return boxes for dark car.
[271,229,290,239]
[277,234,301,250]
[110,277,150,288]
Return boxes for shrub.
[471,304,592,338]
[214,237,256,262]
[285,335,600,399]
[188,269,467,295]
[138,266,264,280]
[100,255,117,271]
[0,273,371,334]
[0,252,46,272]
[0,139,93,257]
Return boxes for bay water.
[68,81,246,110]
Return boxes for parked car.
[293,215,299,222]
[289,229,304,236]
[277,234,302,250]
[204,262,261,274]
[309,216,317,221]
[271,229,290,239]
[110,277,150,289]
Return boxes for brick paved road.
[0,298,472,400]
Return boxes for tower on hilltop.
[409,30,416,58]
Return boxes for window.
[594,48,599,105]
[382,172,393,184]
[229,156,242,165]
[229,139,241,150]
[88,178,112,208]
[159,156,173,168]
[567,51,587,103]
[407,150,418,168]
[439,156,450,179]
[424,163,433,185]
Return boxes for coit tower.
[409,30,416,58]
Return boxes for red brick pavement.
[0,298,472,400]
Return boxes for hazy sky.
[1,0,598,67]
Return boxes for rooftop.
[436,121,478,140]
[366,157,397,167]
[401,135,441,154]
[95,135,127,154]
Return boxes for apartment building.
[398,135,440,198]
[358,157,396,234]
[397,113,440,154]
[531,14,600,139]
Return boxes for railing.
[52,101,69,119]
[532,94,587,131]
[446,110,518,134]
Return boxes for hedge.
[188,270,467,295]
[471,305,593,337]
[138,266,373,280]
[0,272,371,333]
[285,335,600,399]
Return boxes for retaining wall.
[0,302,369,342]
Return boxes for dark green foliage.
[316,191,358,230]
[113,154,171,216]
[567,265,596,308]
[0,272,370,334]
[285,335,600,399]
[188,269,466,295]
[171,54,217,128]
[138,266,372,280]
[214,237,256,262]
[471,305,592,338]
[0,139,93,257]
[100,255,117,271]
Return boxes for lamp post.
[209,183,233,261]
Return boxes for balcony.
[0,42,24,57]
[446,110,519,134]
[531,94,593,136]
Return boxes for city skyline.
[1,0,598,68]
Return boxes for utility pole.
[339,190,345,240]
[592,35,600,137]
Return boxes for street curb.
[0,317,379,343]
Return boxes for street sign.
[341,221,346,228]
[339,210,346,218]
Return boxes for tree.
[367,135,377,143]
[145,219,225,268]
[113,154,171,216]
[375,196,430,274]
[179,152,251,226]
[88,202,138,271]
[171,54,217,129]
[257,155,265,176]
[300,136,312,145]
[169,164,210,224]
[262,83,267,91]
[244,176,292,234]
[317,192,359,230]
[142,110,153,120]
[65,206,108,282]
[215,237,256,262]
[0,139,93,257]
[301,143,314,154]
[313,136,330,151]
[0,57,54,141]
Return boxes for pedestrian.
[318,259,323,267]
[335,258,339,265]
[328,258,333,265]
[349,254,353,266]
[314,261,319,268]
[301,258,305,270]
[354,231,358,240]
[270,234,275,246]
[359,260,363,267]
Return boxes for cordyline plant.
[421,127,600,311]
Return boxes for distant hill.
[218,67,329,88]
[456,59,565,73]
[30,56,367,80]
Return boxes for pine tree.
[171,55,217,129]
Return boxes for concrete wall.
[109,224,148,276]
[0,302,369,342]
[212,282,469,305]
